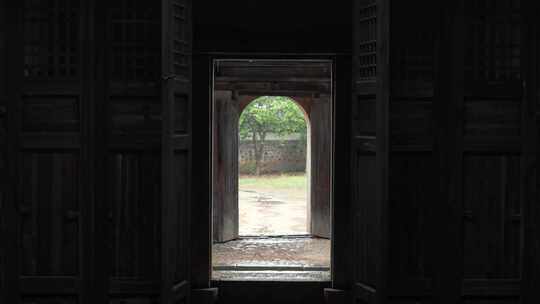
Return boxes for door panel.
[161,0,192,303]
[351,0,388,303]
[213,91,239,242]
[309,96,331,239]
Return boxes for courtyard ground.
[238,174,308,236]
[212,174,331,280]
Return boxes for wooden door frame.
[212,81,332,241]
[191,52,352,291]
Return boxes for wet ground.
[212,237,331,281]
[239,181,308,236]
[212,176,330,281]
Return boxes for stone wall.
[239,139,306,174]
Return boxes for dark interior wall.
[0,1,5,295]
[193,1,352,54]
[105,1,162,303]
[383,1,527,303]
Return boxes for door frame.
[212,59,333,242]
[191,52,351,290]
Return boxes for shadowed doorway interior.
[211,60,333,281]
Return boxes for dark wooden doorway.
[212,60,333,243]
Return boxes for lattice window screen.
[109,0,159,83]
[172,0,190,79]
[466,0,521,82]
[394,31,435,83]
[355,1,377,81]
[23,0,80,79]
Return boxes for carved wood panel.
[465,0,521,84]
[19,152,80,277]
[108,152,161,280]
[108,0,159,85]
[354,0,377,81]
[388,153,434,281]
[23,0,80,80]
[463,155,522,279]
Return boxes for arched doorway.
[211,59,332,281]
[213,93,331,242]
[237,96,310,236]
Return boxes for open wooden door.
[309,95,332,239]
[161,0,193,303]
[349,0,388,303]
[213,91,239,242]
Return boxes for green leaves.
[239,96,307,140]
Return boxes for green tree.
[239,96,307,175]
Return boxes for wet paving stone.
[213,237,330,268]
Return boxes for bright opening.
[211,59,332,281]
[238,96,309,236]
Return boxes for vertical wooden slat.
[433,0,465,303]
[375,0,390,302]
[191,53,210,289]
[333,54,352,291]
[162,0,194,302]
[94,0,109,300]
[4,0,23,303]
[521,0,540,302]
[79,0,95,302]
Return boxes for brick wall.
[239,139,306,174]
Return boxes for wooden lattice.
[355,1,377,81]
[172,0,190,78]
[465,0,521,82]
[109,0,160,83]
[23,0,80,79]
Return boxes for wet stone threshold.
[212,236,331,281]
[212,269,331,281]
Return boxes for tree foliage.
[239,96,307,175]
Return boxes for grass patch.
[239,173,307,190]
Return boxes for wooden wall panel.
[463,155,522,280]
[388,153,434,282]
[389,100,433,149]
[19,152,80,277]
[463,100,521,148]
[22,96,80,132]
[110,97,161,134]
[353,153,378,287]
[173,151,189,284]
[108,152,161,280]
[352,95,376,140]
[105,1,163,301]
